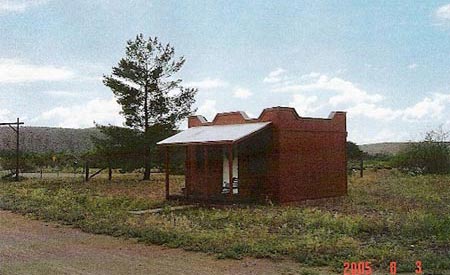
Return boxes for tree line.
[348,127,450,175]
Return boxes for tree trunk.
[143,84,151,181]
[143,146,151,180]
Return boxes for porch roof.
[157,122,271,146]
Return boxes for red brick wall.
[237,128,272,201]
[184,107,347,203]
[276,130,347,202]
[186,145,223,200]
[188,115,208,128]
[258,107,347,203]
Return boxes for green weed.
[0,171,449,273]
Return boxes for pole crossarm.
[0,122,24,126]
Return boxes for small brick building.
[157,107,347,203]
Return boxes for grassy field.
[0,171,449,274]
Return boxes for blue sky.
[2,0,450,144]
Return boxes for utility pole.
[0,118,24,181]
[15,118,19,182]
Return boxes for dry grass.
[84,172,185,201]
[0,170,449,274]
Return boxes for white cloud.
[264,69,450,143]
[263,68,286,83]
[402,93,450,121]
[300,71,320,80]
[273,73,383,107]
[0,58,75,83]
[408,63,418,70]
[345,93,450,122]
[436,4,450,21]
[38,97,123,128]
[346,103,402,120]
[184,78,227,90]
[0,0,49,13]
[350,128,408,144]
[233,87,253,99]
[268,70,450,124]
[326,79,383,106]
[289,94,320,116]
[197,99,217,121]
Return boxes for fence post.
[108,160,112,181]
[165,147,170,200]
[359,156,364,178]
[85,161,89,182]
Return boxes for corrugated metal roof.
[157,122,271,146]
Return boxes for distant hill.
[359,142,414,156]
[0,126,102,154]
[0,126,430,157]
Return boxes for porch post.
[204,146,209,197]
[228,144,233,199]
[165,146,170,200]
[185,146,189,198]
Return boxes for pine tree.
[103,34,197,180]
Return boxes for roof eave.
[157,140,234,147]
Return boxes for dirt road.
[0,210,311,275]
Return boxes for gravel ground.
[0,210,314,275]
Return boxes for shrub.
[392,128,450,174]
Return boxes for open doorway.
[222,148,238,194]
